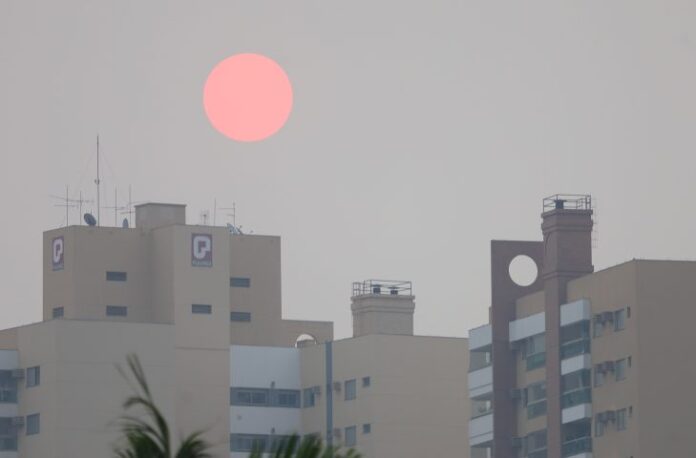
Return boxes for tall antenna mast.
[95,135,101,226]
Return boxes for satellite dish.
[122,218,129,228]
[84,213,97,226]
[226,223,243,235]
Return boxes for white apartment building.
[0,202,469,458]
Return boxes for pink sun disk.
[204,53,293,142]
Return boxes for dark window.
[230,277,251,288]
[192,304,212,314]
[106,306,127,317]
[52,307,64,319]
[106,271,127,282]
[303,387,316,408]
[525,381,547,419]
[344,379,356,401]
[26,366,40,388]
[362,376,371,387]
[0,418,17,450]
[230,312,251,322]
[26,413,39,435]
[0,371,17,403]
[345,426,356,447]
[362,424,371,434]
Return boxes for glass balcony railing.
[560,339,590,360]
[561,436,592,457]
[526,352,546,371]
[561,388,592,409]
[528,450,548,458]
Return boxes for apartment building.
[468,195,696,458]
[0,202,469,458]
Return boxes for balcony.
[469,412,493,446]
[509,312,545,343]
[528,450,548,458]
[562,437,592,457]
[469,365,493,398]
[560,299,591,326]
[561,354,592,375]
[562,403,592,424]
[469,324,492,351]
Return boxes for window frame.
[106,271,127,282]
[26,413,40,436]
[230,311,251,322]
[344,379,357,401]
[191,304,212,315]
[106,305,128,317]
[26,366,40,388]
[344,426,357,447]
[230,277,251,288]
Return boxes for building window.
[0,418,17,450]
[615,358,628,381]
[191,304,212,314]
[106,305,127,317]
[230,277,251,288]
[344,379,356,401]
[525,429,547,457]
[274,390,301,408]
[0,371,18,403]
[561,370,592,408]
[362,423,371,434]
[595,415,605,437]
[230,311,251,322]
[594,368,605,387]
[344,426,357,447]
[231,388,269,406]
[525,381,547,419]
[26,366,40,388]
[26,413,39,435]
[593,317,603,338]
[303,387,316,408]
[230,434,268,453]
[614,309,626,331]
[524,334,546,371]
[52,307,64,319]
[616,408,627,431]
[106,271,127,282]
[362,376,371,387]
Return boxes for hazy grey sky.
[1,1,696,339]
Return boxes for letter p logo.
[191,234,213,267]
[52,236,64,271]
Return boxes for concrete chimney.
[350,280,415,337]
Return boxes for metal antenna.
[220,202,237,226]
[104,187,126,226]
[95,135,101,226]
[213,198,217,226]
[51,186,93,227]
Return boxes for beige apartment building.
[468,195,696,458]
[0,202,469,458]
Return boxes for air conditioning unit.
[11,369,24,379]
[333,382,342,392]
[11,416,24,427]
[333,428,342,439]
[509,388,522,400]
[510,437,523,448]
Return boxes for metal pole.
[96,135,101,226]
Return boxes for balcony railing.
[561,388,592,409]
[561,436,592,457]
[527,400,547,419]
[560,339,590,360]
[528,450,548,458]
